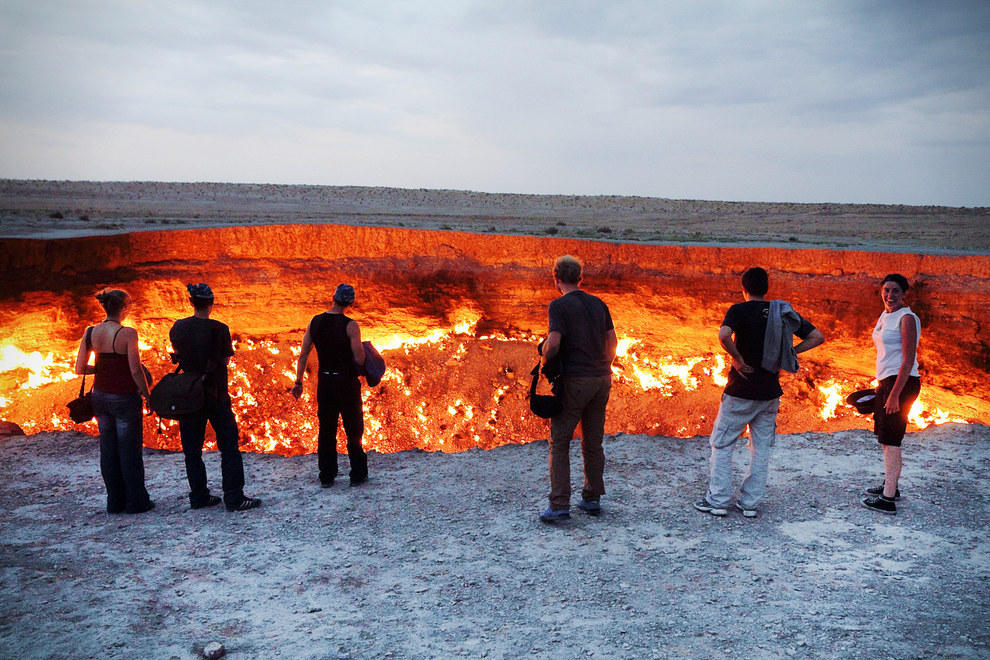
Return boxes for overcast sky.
[1,1,988,206]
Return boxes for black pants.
[317,373,366,484]
[178,401,246,508]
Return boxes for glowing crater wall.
[0,225,987,455]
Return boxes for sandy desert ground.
[1,181,988,659]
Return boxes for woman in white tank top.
[862,274,922,515]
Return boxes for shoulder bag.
[67,327,95,423]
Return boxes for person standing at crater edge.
[861,273,922,515]
[75,288,155,514]
[694,266,824,518]
[169,283,261,512]
[291,283,368,488]
[538,255,617,522]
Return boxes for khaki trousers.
[548,375,611,510]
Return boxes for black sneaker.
[125,500,155,515]
[861,495,897,515]
[863,484,901,500]
[191,495,222,510]
[693,498,728,517]
[349,476,368,487]
[226,496,262,512]
[576,500,602,516]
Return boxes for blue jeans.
[178,402,246,508]
[706,394,780,510]
[92,390,151,513]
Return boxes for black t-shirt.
[722,300,815,401]
[548,290,614,377]
[169,316,234,400]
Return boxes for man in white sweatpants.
[694,267,824,518]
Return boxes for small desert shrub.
[596,226,612,234]
[545,226,559,235]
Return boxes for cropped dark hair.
[880,273,910,293]
[190,297,213,312]
[741,267,769,296]
[95,288,129,315]
[553,255,583,284]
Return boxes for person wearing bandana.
[169,283,261,512]
[292,283,369,488]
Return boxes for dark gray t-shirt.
[548,290,614,377]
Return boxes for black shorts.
[874,375,921,447]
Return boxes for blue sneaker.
[576,500,602,515]
[539,506,570,522]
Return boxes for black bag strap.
[529,361,542,399]
[79,326,94,397]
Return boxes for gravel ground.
[1,423,987,659]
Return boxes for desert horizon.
[2,179,988,254]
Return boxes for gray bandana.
[333,283,355,305]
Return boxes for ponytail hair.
[95,288,129,315]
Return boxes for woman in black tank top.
[74,288,153,514]
[291,284,369,487]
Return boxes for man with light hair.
[538,255,617,522]
[694,267,824,518]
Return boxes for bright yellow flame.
[907,396,966,429]
[0,345,76,388]
[818,380,845,420]
[706,354,729,387]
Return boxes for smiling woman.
[0,225,987,455]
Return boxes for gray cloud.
[1,0,988,205]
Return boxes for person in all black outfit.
[169,283,261,512]
[291,283,368,487]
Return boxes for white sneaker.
[735,503,757,518]
[693,498,728,517]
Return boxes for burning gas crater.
[1,225,987,455]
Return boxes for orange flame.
[0,322,972,452]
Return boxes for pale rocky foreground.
[1,424,987,659]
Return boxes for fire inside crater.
[1,225,987,454]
